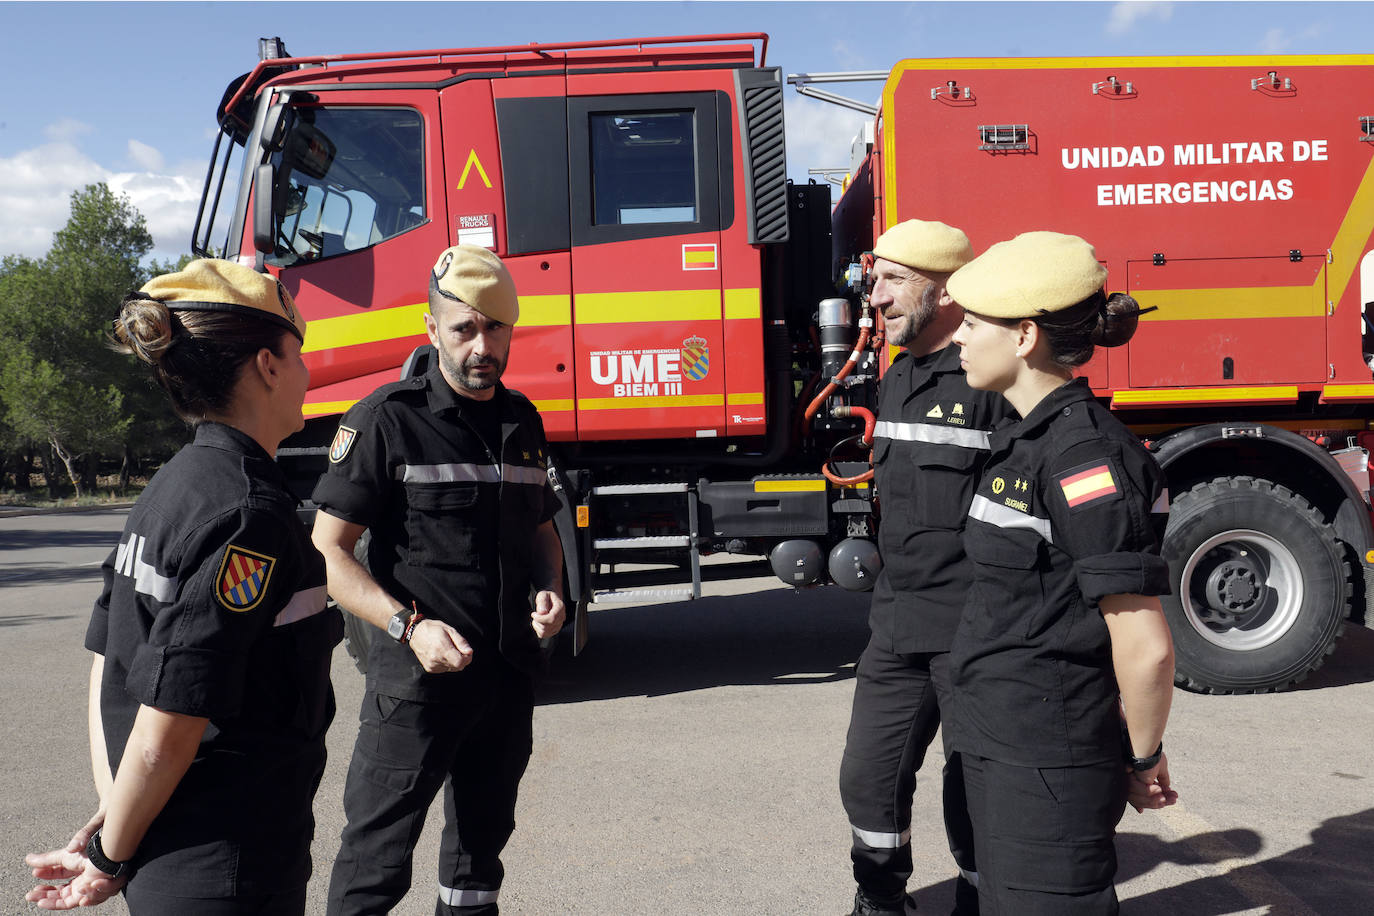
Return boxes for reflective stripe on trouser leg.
[959,867,981,888]
[438,885,500,907]
[840,642,943,900]
[851,825,913,849]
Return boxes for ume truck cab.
[193,35,1374,694]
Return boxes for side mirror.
[253,163,275,255]
[261,100,289,153]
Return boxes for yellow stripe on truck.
[577,394,723,410]
[303,400,360,417]
[754,479,826,492]
[1321,384,1374,401]
[576,289,718,324]
[301,289,762,353]
[1136,284,1325,321]
[724,288,762,319]
[302,295,572,354]
[1111,386,1298,407]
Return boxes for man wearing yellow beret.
[839,220,1011,916]
[312,245,566,915]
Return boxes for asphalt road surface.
[2,508,1373,914]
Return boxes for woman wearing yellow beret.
[25,260,341,914]
[943,232,1177,914]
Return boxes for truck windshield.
[265,106,425,266]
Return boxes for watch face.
[387,614,407,640]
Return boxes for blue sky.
[3,1,1373,262]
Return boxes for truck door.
[1126,255,1329,387]
[566,92,729,439]
[441,77,578,441]
[254,89,448,415]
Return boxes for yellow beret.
[430,245,518,325]
[141,259,305,341]
[872,219,973,273]
[947,231,1107,319]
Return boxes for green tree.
[0,184,167,497]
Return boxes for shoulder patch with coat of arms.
[329,425,358,463]
[215,545,276,612]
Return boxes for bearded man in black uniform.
[312,245,566,916]
[840,220,1011,916]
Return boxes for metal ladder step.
[592,586,696,604]
[594,535,692,549]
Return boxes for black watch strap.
[85,827,130,879]
[1129,741,1164,772]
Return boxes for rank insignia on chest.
[989,474,1033,513]
[329,425,358,463]
[215,545,276,612]
[926,404,944,419]
[1058,462,1120,509]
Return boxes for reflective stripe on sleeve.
[502,464,549,486]
[873,420,990,450]
[968,494,1054,544]
[273,585,329,627]
[399,463,501,484]
[115,534,177,603]
[959,867,981,888]
[397,463,547,485]
[850,824,912,849]
[437,885,500,907]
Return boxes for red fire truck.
[193,35,1374,694]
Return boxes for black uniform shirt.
[84,422,341,897]
[869,344,1014,652]
[312,365,560,701]
[947,379,1170,768]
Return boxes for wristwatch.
[387,606,416,644]
[85,827,130,879]
[1129,741,1164,772]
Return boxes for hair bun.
[1092,292,1142,348]
[111,292,176,365]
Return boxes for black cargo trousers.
[840,643,978,913]
[325,664,534,916]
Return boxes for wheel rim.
[1179,528,1303,650]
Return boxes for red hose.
[804,322,872,422]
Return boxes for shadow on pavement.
[0,613,77,627]
[537,583,872,704]
[1294,624,1374,691]
[0,529,119,552]
[914,811,1373,915]
[0,566,105,586]
[1119,808,1374,915]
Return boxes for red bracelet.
[402,610,425,645]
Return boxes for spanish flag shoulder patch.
[1058,460,1121,510]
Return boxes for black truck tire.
[1160,476,1349,694]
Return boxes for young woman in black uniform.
[25,260,341,914]
[943,232,1178,914]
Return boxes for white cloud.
[127,139,165,172]
[1258,27,1290,52]
[0,136,204,262]
[1105,1,1174,37]
[1259,22,1326,53]
[785,95,875,189]
[43,119,94,143]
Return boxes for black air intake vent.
[736,68,790,245]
